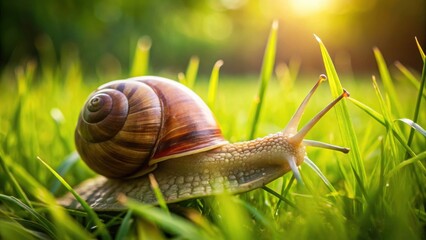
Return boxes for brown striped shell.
[75,76,228,179]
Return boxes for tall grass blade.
[36,156,111,240]
[348,97,416,157]
[395,62,426,99]
[49,151,79,194]
[134,218,165,240]
[212,194,253,240]
[120,196,214,240]
[185,56,199,89]
[304,157,337,193]
[249,20,278,139]
[335,154,355,198]
[130,36,151,77]
[7,67,26,151]
[387,151,426,179]
[406,58,426,154]
[275,58,300,92]
[371,77,399,159]
[115,210,134,240]
[0,219,42,240]
[207,60,223,109]
[347,97,385,124]
[416,37,425,61]
[373,48,402,115]
[178,72,186,85]
[275,176,295,211]
[349,164,369,200]
[177,207,220,237]
[50,108,71,153]
[0,154,32,208]
[234,198,276,235]
[7,157,92,239]
[262,186,298,210]
[315,35,366,192]
[0,194,56,239]
[148,174,169,215]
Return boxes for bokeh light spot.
[290,0,334,16]
[203,13,233,41]
[220,0,247,10]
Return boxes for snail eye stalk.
[283,75,350,183]
[283,74,327,136]
[289,89,350,145]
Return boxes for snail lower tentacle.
[59,132,304,210]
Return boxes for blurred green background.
[1,0,425,77]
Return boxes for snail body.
[61,76,349,211]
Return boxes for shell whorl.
[76,80,162,178]
[75,76,228,179]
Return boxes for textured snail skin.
[59,131,304,210]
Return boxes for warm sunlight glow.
[290,0,334,16]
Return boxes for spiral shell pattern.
[75,76,227,178]
[75,80,162,178]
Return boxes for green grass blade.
[115,210,134,240]
[335,155,355,198]
[415,37,425,61]
[0,153,32,208]
[371,77,399,158]
[121,196,215,240]
[36,156,111,240]
[347,97,385,124]
[348,97,416,157]
[0,194,56,239]
[387,151,426,179]
[304,157,337,194]
[130,36,151,77]
[177,72,186,85]
[234,198,277,237]
[6,157,92,239]
[373,48,402,115]
[249,20,278,139]
[395,61,426,99]
[275,176,296,212]
[262,186,298,210]
[4,219,51,239]
[275,58,300,92]
[50,108,71,153]
[49,151,79,194]
[207,60,223,109]
[349,164,369,200]
[370,76,426,179]
[211,194,254,240]
[397,118,426,137]
[185,56,199,89]
[0,219,41,240]
[177,56,199,89]
[148,174,170,215]
[316,35,366,190]
[406,58,426,153]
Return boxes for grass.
[1,22,425,239]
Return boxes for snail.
[59,75,349,211]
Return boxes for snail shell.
[75,76,228,178]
